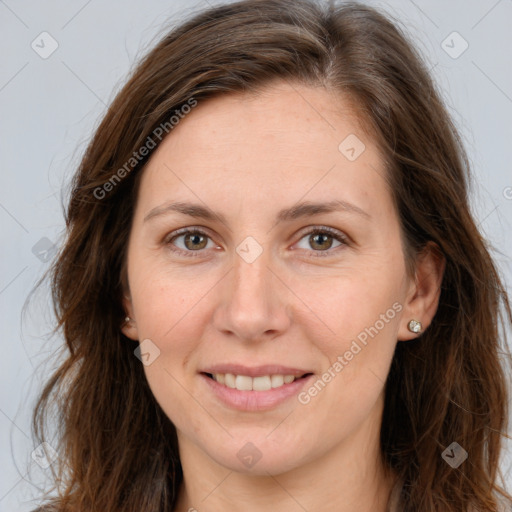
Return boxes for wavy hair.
[33,0,512,510]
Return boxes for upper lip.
[200,364,313,378]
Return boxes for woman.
[33,0,512,510]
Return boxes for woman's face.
[122,81,435,475]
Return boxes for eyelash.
[163,226,349,259]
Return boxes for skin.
[122,81,445,512]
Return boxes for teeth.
[271,375,284,388]
[212,373,300,391]
[235,375,252,391]
[225,373,236,388]
[253,376,271,391]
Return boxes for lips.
[199,364,314,410]
[200,370,314,411]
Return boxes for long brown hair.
[33,0,512,510]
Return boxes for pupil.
[186,233,205,249]
[312,233,331,250]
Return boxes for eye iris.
[310,232,332,250]
[184,233,207,250]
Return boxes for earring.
[408,319,422,334]
[124,316,132,324]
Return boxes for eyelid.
[295,225,349,242]
[163,226,213,243]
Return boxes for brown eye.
[166,229,216,256]
[183,232,208,250]
[309,232,334,251]
[295,227,347,255]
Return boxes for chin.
[194,431,313,476]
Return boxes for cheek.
[129,270,211,428]
[291,262,404,353]
[293,274,401,441]
[289,255,404,421]
[129,259,215,342]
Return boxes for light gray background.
[1,0,511,510]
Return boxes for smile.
[205,372,311,391]
[200,367,314,411]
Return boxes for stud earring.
[124,316,132,324]
[408,319,422,334]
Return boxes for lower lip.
[200,373,314,412]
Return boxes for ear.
[398,241,445,341]
[121,293,139,341]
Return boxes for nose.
[212,247,291,342]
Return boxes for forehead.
[136,81,390,216]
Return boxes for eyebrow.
[143,199,370,224]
